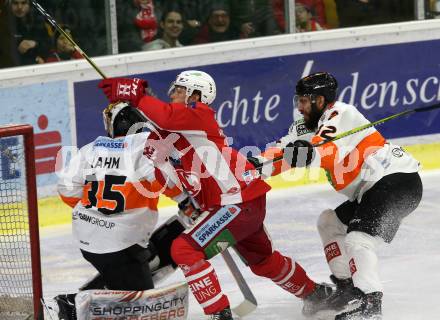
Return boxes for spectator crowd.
[0,0,422,69]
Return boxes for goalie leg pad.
[75,282,189,320]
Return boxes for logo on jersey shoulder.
[392,147,404,158]
[94,138,127,149]
[176,169,201,196]
[291,119,312,137]
[296,123,311,137]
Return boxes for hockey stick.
[31,1,161,99]
[259,103,440,169]
[31,0,107,79]
[220,249,258,317]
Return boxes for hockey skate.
[54,293,77,320]
[335,291,383,320]
[209,306,234,320]
[324,275,363,311]
[302,282,334,316]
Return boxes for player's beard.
[304,102,323,131]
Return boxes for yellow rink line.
[36,142,440,228]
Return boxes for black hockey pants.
[335,172,423,243]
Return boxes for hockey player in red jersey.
[251,72,423,320]
[98,71,333,319]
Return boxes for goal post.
[0,124,43,320]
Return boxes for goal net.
[0,124,43,320]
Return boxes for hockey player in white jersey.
[57,102,186,299]
[251,72,423,319]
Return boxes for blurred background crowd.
[0,0,438,69]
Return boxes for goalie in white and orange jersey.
[56,102,189,313]
[251,72,423,320]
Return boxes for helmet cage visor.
[167,82,195,104]
[294,93,318,109]
[102,102,130,138]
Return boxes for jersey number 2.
[84,175,127,215]
[317,125,337,140]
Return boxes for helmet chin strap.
[184,87,191,105]
[184,89,201,106]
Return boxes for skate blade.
[312,309,339,320]
[308,299,362,320]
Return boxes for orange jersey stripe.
[59,194,81,208]
[312,131,386,190]
[81,180,161,212]
[163,184,183,199]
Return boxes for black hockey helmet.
[296,72,338,103]
[103,102,148,138]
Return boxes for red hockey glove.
[98,77,148,107]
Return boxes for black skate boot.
[322,275,364,312]
[55,293,77,320]
[335,291,383,320]
[209,306,234,320]
[302,282,334,316]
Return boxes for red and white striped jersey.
[57,132,185,253]
[137,95,271,210]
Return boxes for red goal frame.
[0,124,43,319]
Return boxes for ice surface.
[40,170,440,319]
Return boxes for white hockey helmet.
[102,101,148,138]
[168,70,216,105]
